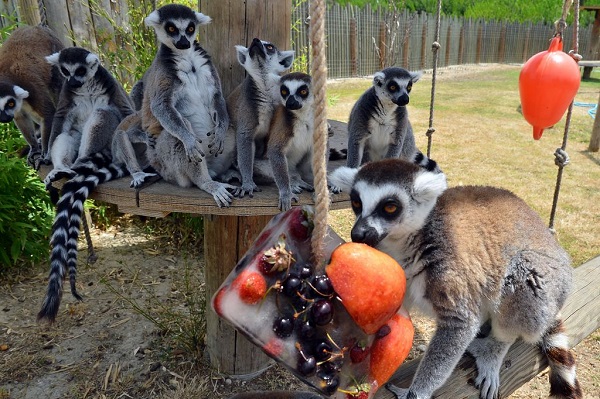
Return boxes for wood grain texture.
[374,257,600,398]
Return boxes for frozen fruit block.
[212,206,413,398]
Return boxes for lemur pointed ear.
[373,71,385,86]
[144,10,160,27]
[412,170,447,204]
[195,12,211,25]
[13,86,29,99]
[279,50,295,70]
[235,45,249,66]
[411,70,423,83]
[328,166,359,193]
[45,52,60,65]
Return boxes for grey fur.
[140,4,237,207]
[329,159,581,399]
[0,25,65,167]
[228,38,295,197]
[43,47,134,187]
[346,67,438,172]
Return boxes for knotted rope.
[549,0,580,232]
[426,0,443,157]
[309,0,330,267]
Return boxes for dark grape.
[311,274,334,297]
[376,324,391,338]
[314,340,332,361]
[289,262,312,279]
[319,359,342,374]
[282,276,303,297]
[273,316,294,338]
[294,319,316,340]
[297,354,317,376]
[310,299,334,326]
[322,374,340,394]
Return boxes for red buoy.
[519,36,581,140]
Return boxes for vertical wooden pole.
[498,23,506,64]
[17,0,40,25]
[523,23,531,63]
[476,21,483,64]
[589,92,600,152]
[199,0,292,97]
[584,10,600,80]
[420,19,427,70]
[378,19,386,70]
[42,0,73,46]
[402,17,410,69]
[350,17,358,76]
[204,214,274,376]
[445,23,451,67]
[458,24,465,65]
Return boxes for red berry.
[212,287,228,316]
[349,341,370,364]
[345,391,369,399]
[287,207,312,241]
[232,270,267,304]
[263,338,284,357]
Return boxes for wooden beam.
[590,91,600,152]
[374,256,600,398]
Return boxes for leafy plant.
[0,124,53,273]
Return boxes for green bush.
[0,124,53,273]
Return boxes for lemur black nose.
[67,78,83,88]
[286,96,302,110]
[394,93,409,106]
[249,38,266,59]
[0,112,13,123]
[175,37,191,49]
[351,224,381,247]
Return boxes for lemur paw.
[207,133,225,156]
[202,181,236,208]
[130,172,157,188]
[385,384,414,399]
[236,181,261,198]
[278,192,299,211]
[329,183,342,194]
[183,138,205,164]
[27,150,42,169]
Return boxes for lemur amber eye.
[75,67,86,76]
[187,25,195,34]
[383,203,398,214]
[281,88,288,97]
[351,199,362,209]
[167,25,176,33]
[299,89,308,97]
[7,100,15,108]
[266,44,274,50]
[388,84,397,92]
[407,82,413,92]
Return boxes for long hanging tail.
[38,153,129,322]
[540,319,583,399]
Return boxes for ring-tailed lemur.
[253,72,315,210]
[140,4,237,207]
[37,48,134,322]
[346,67,438,172]
[329,159,582,399]
[0,25,65,167]
[228,38,295,198]
[43,47,134,188]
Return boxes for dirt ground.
[0,217,598,399]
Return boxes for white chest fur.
[174,50,216,136]
[68,83,110,128]
[366,103,398,161]
[286,111,314,166]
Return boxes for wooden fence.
[0,1,596,80]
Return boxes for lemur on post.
[140,4,237,207]
[329,159,581,399]
[227,38,295,198]
[38,48,134,322]
[0,25,65,167]
[346,67,438,172]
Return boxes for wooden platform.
[42,120,350,218]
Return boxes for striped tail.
[413,151,442,173]
[38,154,128,322]
[540,319,583,399]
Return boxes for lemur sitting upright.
[140,4,237,207]
[0,25,65,167]
[329,159,581,399]
[346,67,438,172]
[38,48,134,322]
[227,38,295,198]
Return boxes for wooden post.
[583,10,600,79]
[350,17,358,76]
[444,23,451,67]
[476,21,483,64]
[42,0,73,46]
[498,22,506,64]
[204,214,274,376]
[458,24,465,65]
[420,19,427,70]
[17,0,40,25]
[523,23,531,63]
[589,92,600,152]
[402,17,410,69]
[199,0,292,97]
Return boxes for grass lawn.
[326,64,600,267]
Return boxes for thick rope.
[549,0,579,232]
[38,0,46,26]
[309,0,330,268]
[426,0,443,157]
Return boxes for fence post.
[498,22,506,63]
[445,23,451,67]
[350,17,358,76]
[476,21,483,64]
[420,17,427,70]
[523,22,531,63]
[458,23,465,65]
[589,92,600,152]
[16,0,40,25]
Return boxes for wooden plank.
[374,256,600,398]
[16,0,41,25]
[42,0,73,46]
[66,0,97,49]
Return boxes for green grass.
[326,65,600,267]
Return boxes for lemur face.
[46,48,100,89]
[279,72,313,111]
[373,67,422,106]
[0,84,28,123]
[329,159,447,247]
[145,4,211,51]
[236,38,295,76]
